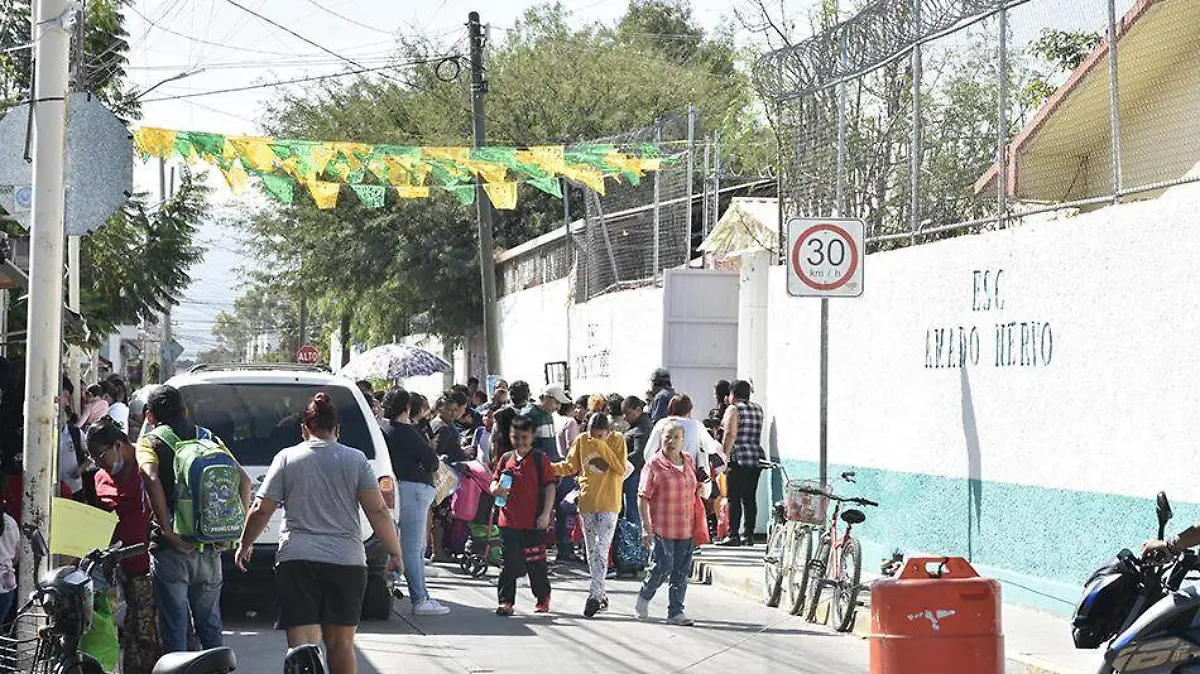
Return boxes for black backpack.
[1072,552,1141,648]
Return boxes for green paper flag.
[447,184,476,206]
[528,176,563,198]
[259,173,296,205]
[350,184,386,209]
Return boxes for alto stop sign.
[786,218,865,298]
[296,345,320,365]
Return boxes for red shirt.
[93,465,151,576]
[492,450,555,530]
[639,451,698,540]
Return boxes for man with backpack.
[137,385,252,653]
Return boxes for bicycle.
[792,476,879,632]
[759,461,826,610]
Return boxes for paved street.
[223,562,868,674]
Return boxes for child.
[490,415,557,616]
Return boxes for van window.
[177,384,375,466]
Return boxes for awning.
[698,197,779,257]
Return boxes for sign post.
[786,217,865,489]
[296,345,320,365]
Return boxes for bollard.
[869,556,1003,674]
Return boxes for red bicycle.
[795,474,878,632]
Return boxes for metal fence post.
[686,104,696,262]
[1106,0,1124,199]
[996,6,1008,222]
[910,0,922,244]
[652,122,662,277]
[702,134,712,238]
[713,130,722,230]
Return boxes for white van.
[130,365,397,600]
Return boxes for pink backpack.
[451,461,493,521]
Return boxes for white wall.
[497,279,666,398]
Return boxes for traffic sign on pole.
[786,218,865,298]
[297,345,320,365]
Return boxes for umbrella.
[339,344,451,382]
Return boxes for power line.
[298,0,394,36]
[219,0,387,74]
[138,56,459,103]
[127,3,313,57]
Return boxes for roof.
[698,197,779,256]
[974,0,1171,198]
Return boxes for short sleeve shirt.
[492,450,555,530]
[258,439,379,566]
[639,451,697,540]
[520,404,560,459]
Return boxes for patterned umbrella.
[339,344,451,382]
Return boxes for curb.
[697,558,1080,674]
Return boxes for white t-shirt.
[108,402,130,433]
[58,425,83,493]
[0,513,19,592]
[643,416,722,470]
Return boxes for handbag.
[692,495,711,546]
[432,459,459,505]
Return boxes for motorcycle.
[1073,492,1200,673]
[9,526,238,674]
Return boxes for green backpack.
[150,426,245,543]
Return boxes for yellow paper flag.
[467,161,508,185]
[220,161,249,195]
[311,143,337,176]
[483,182,518,210]
[529,146,566,175]
[133,127,177,159]
[50,497,118,558]
[395,185,431,199]
[309,181,340,209]
[423,147,470,164]
[331,142,371,171]
[561,165,606,195]
[228,137,278,172]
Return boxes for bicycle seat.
[841,509,866,525]
[153,648,237,674]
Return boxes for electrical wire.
[126,3,313,57]
[219,0,390,75]
[297,0,394,36]
[137,55,462,103]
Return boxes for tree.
[78,173,209,342]
[244,1,759,347]
[209,284,302,362]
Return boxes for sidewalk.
[690,545,1103,674]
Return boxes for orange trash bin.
[869,556,1003,674]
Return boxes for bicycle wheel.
[787,526,814,615]
[762,523,788,607]
[805,536,831,623]
[831,537,863,633]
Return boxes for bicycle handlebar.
[791,485,879,507]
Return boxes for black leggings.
[727,465,763,540]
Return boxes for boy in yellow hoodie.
[552,413,627,618]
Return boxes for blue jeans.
[0,589,13,626]
[398,481,436,603]
[639,536,693,618]
[151,546,224,653]
[621,471,641,526]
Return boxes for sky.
[121,0,1127,358]
[124,0,738,358]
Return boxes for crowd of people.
[0,365,766,674]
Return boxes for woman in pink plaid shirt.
[635,421,702,625]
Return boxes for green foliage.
[78,173,209,342]
[245,0,757,346]
[209,284,305,362]
[1021,28,1103,110]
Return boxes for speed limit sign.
[786,218,865,298]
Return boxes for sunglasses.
[88,442,118,464]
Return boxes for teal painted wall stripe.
[779,459,1200,617]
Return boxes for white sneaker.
[413,599,451,616]
[667,613,695,626]
[635,595,650,621]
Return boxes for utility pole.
[157,159,173,380]
[298,296,307,352]
[21,0,72,602]
[468,11,501,377]
[65,1,84,405]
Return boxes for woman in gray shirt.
[236,393,402,674]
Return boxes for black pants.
[727,465,763,541]
[498,528,551,606]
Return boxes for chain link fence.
[758,0,1198,254]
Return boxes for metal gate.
[661,268,738,406]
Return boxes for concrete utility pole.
[161,164,175,379]
[468,11,501,377]
[21,0,73,600]
[65,1,84,404]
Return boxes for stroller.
[448,461,503,578]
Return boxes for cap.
[540,385,572,405]
[651,367,671,383]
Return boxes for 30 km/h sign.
[786,218,865,298]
